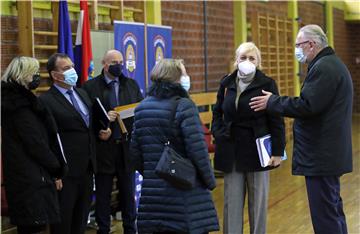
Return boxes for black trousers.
[50,171,93,234]
[95,171,136,234]
[305,176,348,234]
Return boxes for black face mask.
[28,74,41,90]
[108,63,123,77]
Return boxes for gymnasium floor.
[2,115,359,234]
[85,115,360,234]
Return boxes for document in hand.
[94,97,110,129]
[114,102,139,120]
[56,133,67,164]
[256,134,287,167]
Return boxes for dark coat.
[130,82,219,234]
[39,86,97,177]
[82,71,143,173]
[1,81,61,225]
[212,70,285,173]
[267,47,353,176]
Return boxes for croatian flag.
[74,0,94,85]
[58,0,74,61]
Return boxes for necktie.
[109,80,119,108]
[67,90,89,127]
[108,80,121,140]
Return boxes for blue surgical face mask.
[295,47,307,63]
[180,75,191,92]
[62,68,78,86]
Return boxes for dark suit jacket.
[83,71,143,173]
[39,86,97,177]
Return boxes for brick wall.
[161,1,234,93]
[204,1,234,91]
[161,1,205,92]
[348,23,360,113]
[246,1,288,18]
[333,9,360,113]
[298,1,325,28]
[1,16,18,74]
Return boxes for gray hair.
[299,24,328,49]
[150,59,183,83]
[234,42,262,70]
[1,56,39,86]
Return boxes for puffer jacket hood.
[147,81,189,99]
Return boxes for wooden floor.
[211,114,360,234]
[2,115,359,234]
[85,115,360,234]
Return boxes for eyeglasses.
[295,40,310,48]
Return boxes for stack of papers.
[114,102,139,119]
[256,134,287,167]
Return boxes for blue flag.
[58,1,74,61]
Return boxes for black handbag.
[152,97,197,190]
[155,143,196,190]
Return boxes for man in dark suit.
[40,53,111,234]
[83,49,143,234]
[250,24,353,234]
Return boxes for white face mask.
[237,60,256,76]
[295,47,307,63]
[180,75,191,92]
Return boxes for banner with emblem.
[114,21,145,94]
[146,24,172,87]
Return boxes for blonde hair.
[2,56,39,87]
[150,59,184,83]
[299,24,328,49]
[233,42,262,69]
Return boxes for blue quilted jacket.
[130,82,219,234]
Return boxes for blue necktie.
[108,80,121,139]
[109,80,119,108]
[67,90,89,127]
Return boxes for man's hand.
[249,90,273,111]
[55,179,63,191]
[268,156,281,167]
[99,128,112,141]
[107,110,118,122]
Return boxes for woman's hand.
[268,156,281,167]
[99,128,112,141]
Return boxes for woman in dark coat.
[1,57,63,233]
[130,59,219,234]
[211,42,285,234]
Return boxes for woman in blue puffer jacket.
[130,59,219,234]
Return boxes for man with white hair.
[250,24,353,234]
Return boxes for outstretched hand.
[249,90,273,111]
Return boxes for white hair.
[1,56,39,87]
[299,24,328,49]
